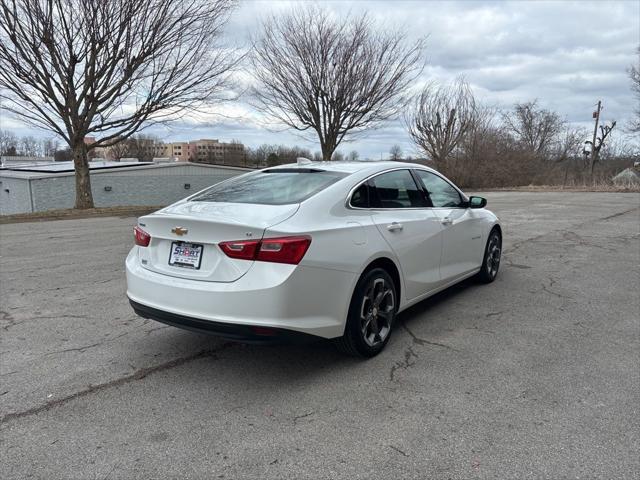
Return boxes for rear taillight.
[256,236,312,264]
[219,236,311,265]
[134,226,151,247]
[218,239,260,260]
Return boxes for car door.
[413,169,484,281]
[366,169,444,301]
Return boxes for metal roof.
[0,160,151,173]
[0,161,251,180]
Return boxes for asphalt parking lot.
[1,191,639,479]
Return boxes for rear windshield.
[190,169,348,205]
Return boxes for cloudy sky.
[1,0,638,158]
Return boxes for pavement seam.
[0,342,234,425]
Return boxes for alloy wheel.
[360,277,395,347]
[486,233,502,278]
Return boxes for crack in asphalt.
[562,231,618,252]
[538,276,574,300]
[0,311,17,331]
[0,342,234,425]
[507,206,640,253]
[504,261,532,269]
[400,322,458,351]
[292,411,315,425]
[464,326,497,335]
[540,283,573,299]
[389,445,410,457]
[1,313,90,331]
[390,323,459,381]
[389,345,418,382]
[43,332,132,356]
[44,342,104,356]
[599,207,640,221]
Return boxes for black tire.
[476,228,502,283]
[334,268,397,357]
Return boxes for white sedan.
[126,161,501,357]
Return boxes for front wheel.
[476,229,502,283]
[334,268,397,357]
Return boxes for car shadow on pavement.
[164,279,480,374]
[126,276,490,397]
[398,277,479,325]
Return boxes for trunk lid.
[137,201,299,282]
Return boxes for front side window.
[369,170,428,208]
[191,169,347,205]
[414,170,463,208]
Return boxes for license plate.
[169,242,203,269]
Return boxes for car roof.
[265,161,436,175]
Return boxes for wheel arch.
[360,256,402,308]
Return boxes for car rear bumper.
[129,300,319,344]
[125,247,356,339]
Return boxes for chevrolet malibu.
[126,161,502,357]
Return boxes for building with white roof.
[0,161,250,215]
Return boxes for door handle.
[441,217,453,226]
[387,222,403,232]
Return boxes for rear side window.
[414,170,463,208]
[350,183,370,208]
[191,170,347,205]
[369,170,428,208]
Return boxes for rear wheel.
[476,228,502,283]
[334,268,397,357]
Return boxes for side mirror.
[468,196,487,209]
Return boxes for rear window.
[191,169,348,205]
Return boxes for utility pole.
[589,100,602,180]
[590,100,601,157]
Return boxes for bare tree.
[347,150,360,161]
[332,151,345,162]
[106,138,132,161]
[251,6,423,161]
[41,137,60,157]
[20,135,40,156]
[0,0,238,208]
[585,120,617,178]
[0,128,17,155]
[406,77,476,169]
[54,147,71,161]
[628,46,640,133]
[552,127,588,186]
[502,100,564,156]
[389,144,403,161]
[130,135,165,162]
[452,104,498,185]
[107,134,164,161]
[553,127,586,164]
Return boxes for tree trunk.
[321,140,336,161]
[72,142,95,209]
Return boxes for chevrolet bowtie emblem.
[171,226,188,236]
